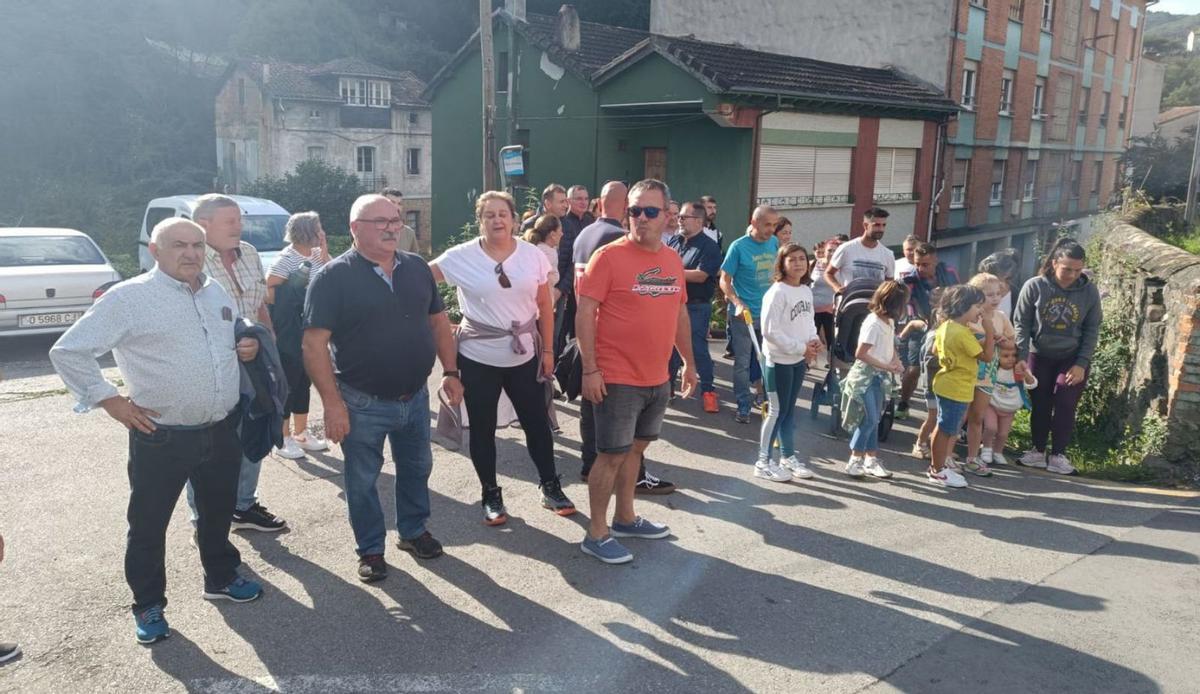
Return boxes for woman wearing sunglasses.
[430,191,575,526]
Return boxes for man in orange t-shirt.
[575,179,698,565]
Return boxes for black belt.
[156,408,240,431]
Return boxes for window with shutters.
[1050,75,1075,140]
[756,145,852,206]
[1000,71,1015,114]
[1022,159,1038,200]
[873,148,917,201]
[1059,0,1080,61]
[961,60,978,108]
[1041,0,1054,31]
[990,160,1006,205]
[1033,78,1046,117]
[950,159,969,209]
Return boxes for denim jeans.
[670,302,715,393]
[730,311,763,414]
[849,374,884,453]
[185,422,263,521]
[338,381,434,556]
[126,414,242,611]
[758,361,808,460]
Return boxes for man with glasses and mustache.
[669,200,722,413]
[575,178,698,564]
[572,181,677,496]
[302,194,462,584]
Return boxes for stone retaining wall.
[1095,212,1200,475]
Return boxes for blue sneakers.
[134,604,170,645]
[610,516,671,539]
[202,576,263,603]
[580,534,633,564]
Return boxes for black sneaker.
[482,485,507,526]
[357,554,387,583]
[734,411,750,424]
[0,642,21,664]
[539,475,576,516]
[231,503,287,532]
[396,531,443,559]
[635,471,676,496]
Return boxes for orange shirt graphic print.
[632,267,682,297]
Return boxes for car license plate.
[17,311,84,328]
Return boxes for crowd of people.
[34,177,1102,647]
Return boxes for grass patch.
[1005,409,1165,484]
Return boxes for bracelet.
[541,349,554,354]
[443,370,460,379]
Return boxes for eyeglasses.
[679,214,703,220]
[628,206,662,219]
[355,217,404,229]
[494,261,511,289]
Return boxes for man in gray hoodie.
[1014,238,1102,475]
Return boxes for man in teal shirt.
[719,205,779,422]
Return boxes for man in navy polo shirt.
[303,194,462,584]
[669,200,722,413]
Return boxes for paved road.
[1,339,1197,693]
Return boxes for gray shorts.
[592,382,670,455]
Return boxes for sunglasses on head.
[494,261,511,288]
[628,206,662,219]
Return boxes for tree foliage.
[1120,127,1196,203]
[243,159,367,236]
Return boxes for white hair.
[350,194,393,223]
[150,218,205,245]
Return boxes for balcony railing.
[357,174,388,191]
[873,192,919,203]
[1009,1,1024,21]
[756,194,853,208]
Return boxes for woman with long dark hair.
[1013,238,1102,475]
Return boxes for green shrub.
[244,159,366,237]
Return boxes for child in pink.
[982,341,1038,466]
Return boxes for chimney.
[505,0,526,23]
[261,63,270,84]
[557,4,580,52]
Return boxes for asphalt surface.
[1,333,1198,693]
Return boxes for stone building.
[215,57,432,245]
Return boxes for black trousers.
[125,413,242,611]
[555,291,577,359]
[459,353,557,489]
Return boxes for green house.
[424,9,957,250]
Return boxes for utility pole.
[479,0,497,191]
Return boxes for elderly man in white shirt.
[50,219,265,646]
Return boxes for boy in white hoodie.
[755,244,821,482]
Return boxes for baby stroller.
[810,277,896,441]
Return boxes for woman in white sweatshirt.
[755,243,822,482]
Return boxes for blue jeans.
[730,312,763,414]
[670,302,716,393]
[759,361,807,459]
[338,382,433,556]
[849,374,884,453]
[185,423,264,520]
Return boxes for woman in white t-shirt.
[844,280,909,479]
[430,191,574,526]
[755,244,822,483]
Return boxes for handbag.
[433,388,469,452]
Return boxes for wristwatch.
[443,370,460,379]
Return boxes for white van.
[138,195,290,274]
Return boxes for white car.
[0,228,123,337]
[138,195,290,276]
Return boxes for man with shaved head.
[303,193,461,584]
[51,218,265,645]
[719,204,780,423]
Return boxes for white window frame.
[406,147,421,176]
[873,148,917,198]
[1041,0,1054,31]
[1023,160,1038,201]
[756,145,853,203]
[367,80,391,108]
[308,108,321,120]
[990,160,1006,205]
[340,78,366,106]
[969,0,988,8]
[1033,79,1046,118]
[961,61,979,109]
[306,145,326,161]
[356,145,376,175]
[950,159,969,209]
[1000,71,1014,114]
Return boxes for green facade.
[430,27,754,248]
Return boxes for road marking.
[190,673,600,693]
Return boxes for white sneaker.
[276,437,306,460]
[844,455,865,478]
[927,466,968,488]
[294,433,329,452]
[1018,449,1047,468]
[911,441,931,459]
[944,456,962,472]
[862,456,893,479]
[754,461,793,483]
[781,455,815,479]
[981,447,993,464]
[991,452,1009,466]
[1046,454,1077,475]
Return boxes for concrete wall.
[1094,211,1200,476]
[650,0,952,88]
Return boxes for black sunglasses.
[628,206,662,219]
[494,262,511,288]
